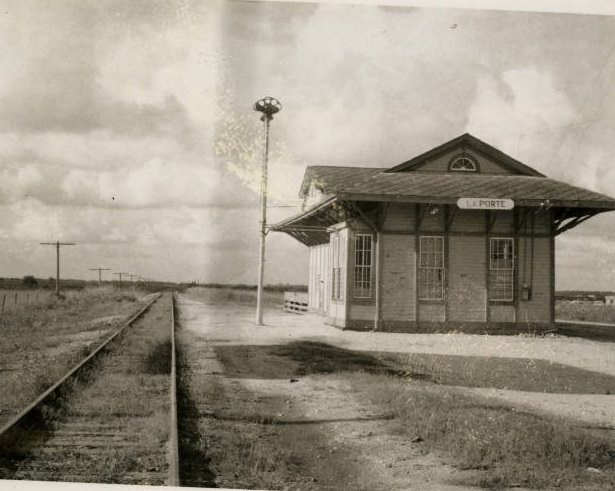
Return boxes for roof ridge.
[306,165,386,170]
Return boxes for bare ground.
[175,317,484,490]
[176,294,615,489]
[178,295,615,431]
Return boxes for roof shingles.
[302,167,615,209]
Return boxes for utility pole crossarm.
[40,241,76,296]
[112,272,129,288]
[89,268,111,286]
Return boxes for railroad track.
[0,292,181,486]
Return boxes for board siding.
[319,203,553,331]
[382,203,415,231]
[380,234,415,322]
[418,303,446,322]
[517,236,552,324]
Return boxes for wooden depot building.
[272,134,615,333]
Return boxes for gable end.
[386,133,546,177]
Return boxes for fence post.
[1,295,5,313]
[14,293,17,306]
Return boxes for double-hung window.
[490,237,514,302]
[354,234,373,299]
[331,236,343,301]
[419,236,444,300]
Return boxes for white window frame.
[450,156,478,172]
[354,234,373,299]
[331,235,343,301]
[489,237,514,302]
[419,236,444,301]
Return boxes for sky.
[1,1,615,289]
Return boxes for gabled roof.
[336,172,615,209]
[299,166,381,197]
[298,166,615,209]
[385,133,546,177]
[275,134,615,245]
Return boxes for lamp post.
[253,96,282,325]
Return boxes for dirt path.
[240,376,482,490]
[176,295,490,490]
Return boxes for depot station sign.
[457,198,515,210]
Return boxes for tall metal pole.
[40,241,76,296]
[253,97,281,325]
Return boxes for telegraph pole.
[113,272,129,288]
[253,96,282,326]
[40,241,76,296]
[89,267,111,286]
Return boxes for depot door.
[448,236,486,322]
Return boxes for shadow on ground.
[176,347,217,488]
[214,341,615,394]
[214,341,407,380]
[557,322,615,343]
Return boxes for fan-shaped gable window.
[449,155,478,172]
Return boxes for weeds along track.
[0,292,180,486]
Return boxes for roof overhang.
[337,192,615,210]
[273,190,615,246]
[269,197,340,246]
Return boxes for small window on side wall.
[449,155,478,172]
[354,234,372,299]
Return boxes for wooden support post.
[485,211,490,324]
[374,230,381,330]
[514,207,520,326]
[1,295,5,313]
[444,205,450,323]
[415,203,421,324]
[550,210,556,326]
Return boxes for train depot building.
[272,134,615,333]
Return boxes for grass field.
[556,300,615,324]
[351,373,615,489]
[0,286,151,426]
[182,285,283,306]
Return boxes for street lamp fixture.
[253,96,282,325]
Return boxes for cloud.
[0,2,614,289]
[465,67,578,166]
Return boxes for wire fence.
[0,289,51,315]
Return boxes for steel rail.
[0,292,163,447]
[168,293,180,486]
